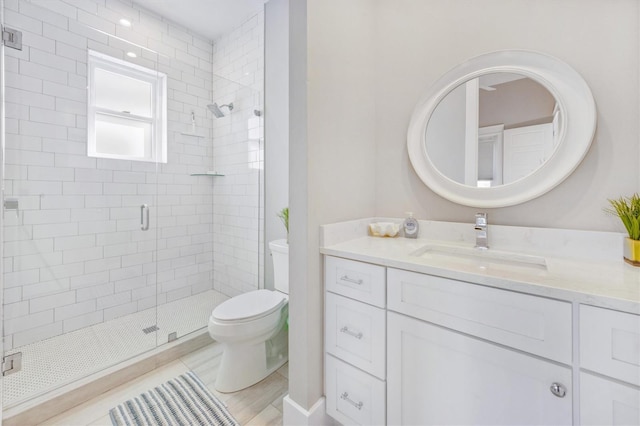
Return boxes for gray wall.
[287,0,640,415]
[264,0,289,291]
[373,0,638,230]
[289,0,378,411]
[289,0,311,410]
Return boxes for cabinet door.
[580,372,640,426]
[387,312,572,425]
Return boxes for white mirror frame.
[407,50,596,208]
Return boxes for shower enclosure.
[0,0,264,417]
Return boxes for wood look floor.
[40,342,288,426]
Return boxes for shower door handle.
[140,204,150,231]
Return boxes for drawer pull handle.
[340,275,363,285]
[340,326,363,339]
[550,382,567,398]
[340,392,363,410]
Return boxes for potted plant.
[277,207,289,243]
[606,193,640,266]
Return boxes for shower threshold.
[2,290,228,411]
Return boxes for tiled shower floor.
[3,290,228,407]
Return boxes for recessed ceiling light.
[119,18,132,27]
[126,51,137,58]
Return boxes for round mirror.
[407,50,596,208]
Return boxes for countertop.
[320,234,640,315]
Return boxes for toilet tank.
[269,239,289,294]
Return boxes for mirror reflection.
[425,73,561,187]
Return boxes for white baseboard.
[283,395,336,425]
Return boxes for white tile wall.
[3,0,264,356]
[2,0,221,351]
[210,11,265,297]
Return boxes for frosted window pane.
[95,68,152,117]
[95,114,151,158]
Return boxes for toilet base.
[215,325,288,393]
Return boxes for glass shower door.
[151,75,264,346]
[0,0,266,416]
[0,0,162,409]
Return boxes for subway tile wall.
[210,11,265,297]
[2,0,264,350]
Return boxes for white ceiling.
[132,0,266,41]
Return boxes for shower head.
[207,102,234,118]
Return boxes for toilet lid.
[212,289,286,322]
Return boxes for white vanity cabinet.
[386,268,573,426]
[579,305,640,425]
[324,256,387,425]
[320,219,640,425]
[323,253,639,425]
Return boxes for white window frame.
[87,50,167,163]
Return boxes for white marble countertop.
[320,219,640,315]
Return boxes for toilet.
[208,239,289,392]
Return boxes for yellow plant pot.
[623,237,640,266]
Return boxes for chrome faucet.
[474,213,489,250]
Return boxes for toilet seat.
[212,289,286,323]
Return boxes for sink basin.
[410,244,548,271]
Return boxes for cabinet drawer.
[580,305,640,386]
[387,268,572,364]
[326,292,386,379]
[325,256,386,307]
[580,372,640,425]
[326,355,386,426]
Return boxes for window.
[88,50,167,163]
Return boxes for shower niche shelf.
[190,172,225,177]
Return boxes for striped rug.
[109,371,239,426]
